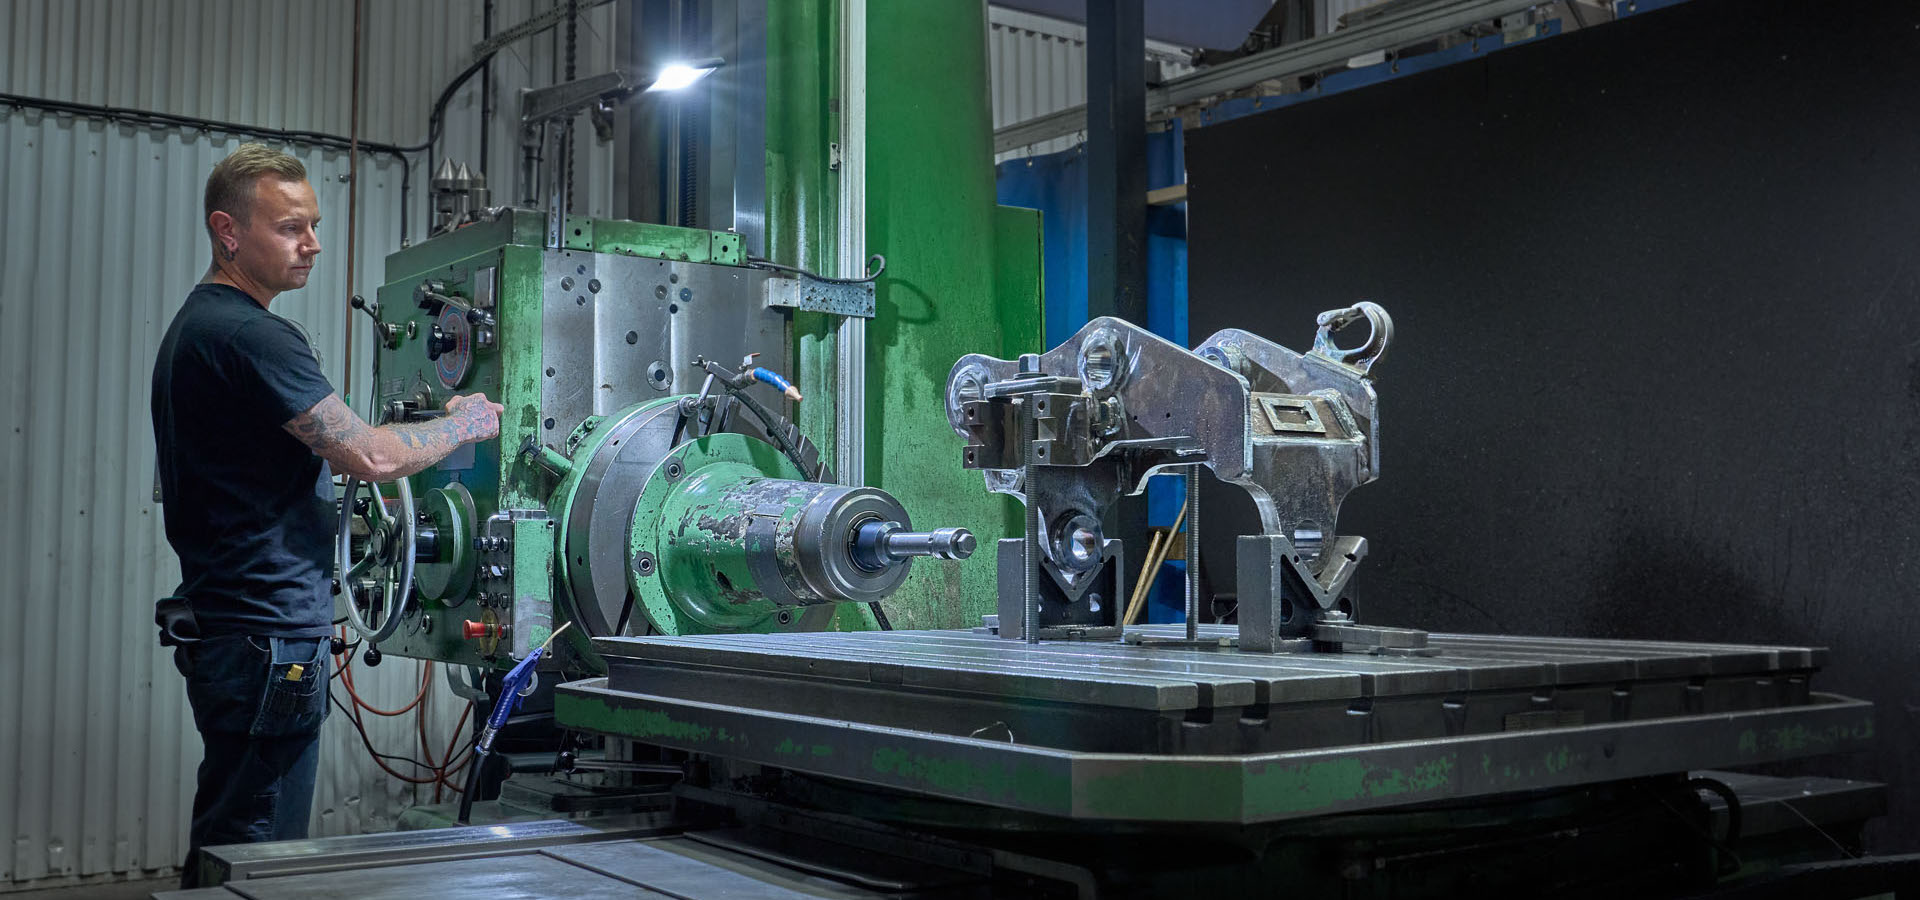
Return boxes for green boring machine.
[180,0,1896,893]
[334,208,974,676]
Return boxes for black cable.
[693,358,819,477]
[614,592,637,636]
[480,0,495,177]
[456,751,486,824]
[1688,776,1742,851]
[0,91,417,240]
[327,690,441,771]
[424,50,500,198]
[1642,779,1745,876]
[729,386,819,479]
[547,730,576,776]
[0,92,417,156]
[746,253,887,284]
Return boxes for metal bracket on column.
[764,275,876,318]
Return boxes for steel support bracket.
[562,215,595,251]
[763,275,876,318]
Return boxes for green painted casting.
[766,0,843,463]
[369,242,521,669]
[414,484,476,602]
[386,209,743,284]
[766,1,1043,629]
[864,3,1043,628]
[369,212,746,671]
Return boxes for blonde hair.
[203,143,307,247]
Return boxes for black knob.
[330,636,347,656]
[426,323,458,361]
[362,646,383,667]
[330,578,342,596]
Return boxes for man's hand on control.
[444,393,506,444]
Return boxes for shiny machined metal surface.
[552,627,1870,824]
[185,817,662,886]
[562,401,685,636]
[779,482,920,605]
[159,834,891,899]
[540,250,784,446]
[946,309,1405,651]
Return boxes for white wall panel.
[0,0,617,890]
[987,4,1194,162]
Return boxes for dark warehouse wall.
[1185,0,1920,850]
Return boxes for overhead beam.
[994,0,1546,155]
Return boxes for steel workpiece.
[947,307,1402,650]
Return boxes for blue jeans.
[175,634,329,887]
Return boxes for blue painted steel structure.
[996,125,1192,620]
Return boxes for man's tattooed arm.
[283,393,504,481]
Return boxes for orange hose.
[340,647,431,716]
[329,627,459,789]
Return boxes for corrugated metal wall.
[987,5,1194,162]
[0,0,615,890]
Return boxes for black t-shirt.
[151,283,338,638]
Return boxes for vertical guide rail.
[1023,398,1041,644]
[835,0,868,487]
[1185,465,1201,640]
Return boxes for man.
[150,143,503,885]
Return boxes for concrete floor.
[4,876,178,899]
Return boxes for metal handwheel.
[335,475,417,642]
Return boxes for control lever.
[383,400,445,424]
[415,283,496,328]
[425,323,458,360]
[415,283,448,315]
